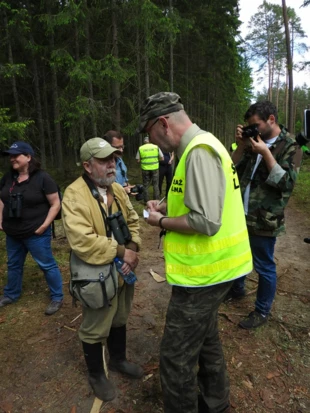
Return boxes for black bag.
[69,251,118,309]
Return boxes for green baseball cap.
[80,138,120,162]
[137,92,184,133]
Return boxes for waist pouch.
[69,251,118,309]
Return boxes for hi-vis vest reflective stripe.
[164,133,252,287]
[139,144,159,170]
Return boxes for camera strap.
[82,174,122,238]
[82,173,111,236]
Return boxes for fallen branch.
[90,398,103,413]
[70,313,82,323]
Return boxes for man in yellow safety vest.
[137,92,252,413]
[135,136,163,203]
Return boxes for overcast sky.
[238,0,310,91]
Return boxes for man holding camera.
[62,138,143,401]
[230,100,302,329]
[139,92,252,413]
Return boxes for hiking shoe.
[45,300,63,315]
[304,238,310,244]
[239,311,267,330]
[0,295,13,308]
[224,288,245,302]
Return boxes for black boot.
[82,341,116,401]
[198,394,231,413]
[107,325,144,379]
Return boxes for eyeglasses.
[112,145,125,150]
[146,118,159,133]
[146,116,169,134]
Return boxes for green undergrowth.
[293,156,310,212]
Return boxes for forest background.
[0,0,310,172]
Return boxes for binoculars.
[107,211,132,245]
[9,193,23,218]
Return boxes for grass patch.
[291,157,310,223]
[293,157,310,205]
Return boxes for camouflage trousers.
[160,282,233,413]
[142,169,160,202]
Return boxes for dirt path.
[0,200,309,413]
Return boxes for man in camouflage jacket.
[230,101,302,329]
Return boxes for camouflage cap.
[80,138,120,162]
[137,92,184,133]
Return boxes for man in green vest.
[137,92,252,413]
[135,136,164,203]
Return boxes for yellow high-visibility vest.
[139,144,160,170]
[164,132,252,287]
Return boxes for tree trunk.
[285,73,289,126]
[169,0,174,92]
[49,32,63,169]
[85,13,97,137]
[276,69,280,110]
[42,68,54,167]
[136,27,142,111]
[282,0,294,132]
[30,33,46,167]
[144,21,150,98]
[75,21,85,150]
[4,11,20,120]
[111,0,121,130]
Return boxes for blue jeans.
[4,226,63,302]
[233,235,277,316]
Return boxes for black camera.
[9,193,23,218]
[295,132,309,147]
[295,109,310,148]
[242,124,260,140]
[131,184,144,201]
[107,210,132,245]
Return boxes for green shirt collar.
[177,124,202,160]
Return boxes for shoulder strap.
[270,139,287,158]
[82,173,111,237]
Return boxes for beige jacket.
[62,176,141,265]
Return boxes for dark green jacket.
[236,126,301,237]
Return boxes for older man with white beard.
[62,138,142,402]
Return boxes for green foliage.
[0,63,27,78]
[1,0,302,166]
[293,158,310,208]
[0,108,33,143]
[244,1,308,93]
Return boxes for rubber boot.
[82,341,116,401]
[107,325,144,379]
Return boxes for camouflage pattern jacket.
[236,126,301,237]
